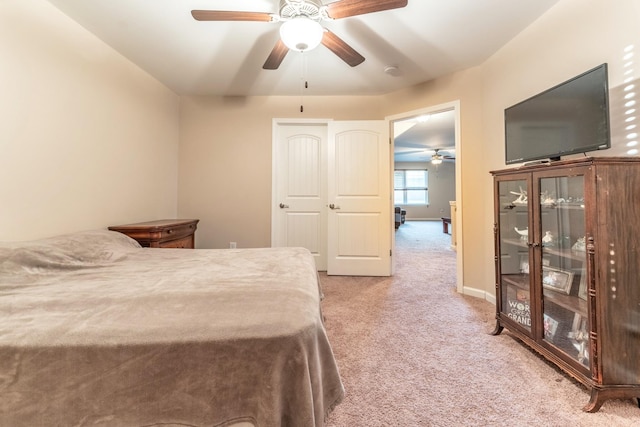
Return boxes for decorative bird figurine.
[514,227,529,240]
[510,187,528,204]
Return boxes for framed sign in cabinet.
[491,157,640,412]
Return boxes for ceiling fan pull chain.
[300,52,307,113]
[300,79,309,112]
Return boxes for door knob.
[279,203,289,209]
[329,204,341,210]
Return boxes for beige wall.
[3,0,638,300]
[476,0,640,299]
[178,96,385,249]
[394,161,455,220]
[381,68,487,293]
[178,0,640,299]
[0,0,180,240]
[381,0,639,297]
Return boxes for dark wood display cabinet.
[491,157,640,412]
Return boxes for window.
[394,169,428,205]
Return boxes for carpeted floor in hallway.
[320,220,640,427]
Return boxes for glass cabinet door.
[538,175,589,367]
[497,179,532,333]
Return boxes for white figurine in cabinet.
[572,236,586,252]
[514,227,528,240]
[510,187,528,204]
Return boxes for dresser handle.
[167,229,173,234]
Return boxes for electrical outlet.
[229,242,237,249]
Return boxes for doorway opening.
[386,101,464,293]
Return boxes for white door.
[327,120,391,276]
[272,123,328,270]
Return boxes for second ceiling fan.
[431,148,455,164]
[191,0,408,70]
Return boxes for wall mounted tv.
[505,63,611,165]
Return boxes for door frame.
[386,100,465,293]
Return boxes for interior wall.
[178,66,485,295]
[394,161,455,220]
[382,67,486,295]
[477,0,640,300]
[378,0,640,299]
[0,0,180,240]
[4,0,636,302]
[178,95,385,249]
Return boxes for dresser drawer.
[108,219,199,249]
[158,222,197,242]
[159,235,194,249]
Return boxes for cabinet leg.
[583,389,604,412]
[583,388,640,412]
[490,320,504,336]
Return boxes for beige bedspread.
[0,230,343,426]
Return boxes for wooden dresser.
[108,219,199,249]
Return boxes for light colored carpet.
[320,220,640,427]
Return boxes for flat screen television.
[505,63,611,165]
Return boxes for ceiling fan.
[431,148,455,164]
[191,0,408,70]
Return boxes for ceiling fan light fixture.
[431,148,445,164]
[280,16,324,52]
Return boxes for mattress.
[0,230,343,426]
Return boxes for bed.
[0,229,344,426]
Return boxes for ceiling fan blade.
[191,10,273,22]
[326,0,408,19]
[397,149,426,155]
[263,39,289,70]
[321,30,365,67]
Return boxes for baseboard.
[484,292,497,305]
[461,285,496,305]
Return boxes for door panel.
[336,132,380,195]
[328,121,391,276]
[286,213,321,253]
[273,124,328,270]
[337,213,381,257]
[288,136,321,196]
[273,120,391,276]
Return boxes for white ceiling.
[44,0,559,162]
[46,0,560,98]
[394,109,456,163]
